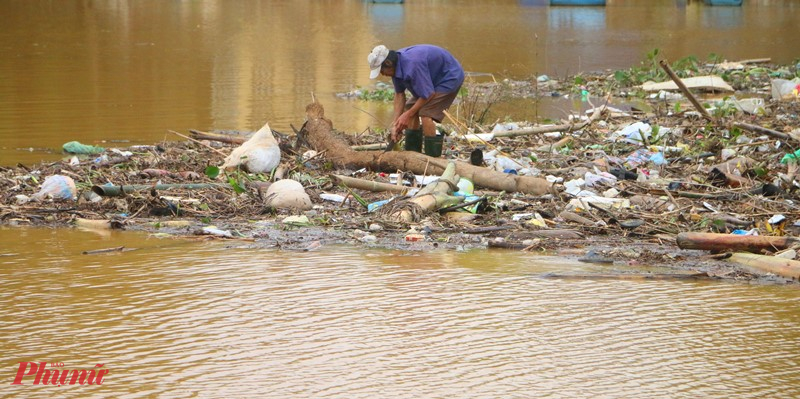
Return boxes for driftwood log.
[299,102,553,195]
[676,232,799,253]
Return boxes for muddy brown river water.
[1,1,800,397]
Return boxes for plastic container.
[456,178,474,195]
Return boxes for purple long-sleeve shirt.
[392,45,464,99]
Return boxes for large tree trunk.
[300,102,553,195]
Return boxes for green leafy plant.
[357,86,395,102]
[711,96,738,118]
[204,165,220,179]
[613,49,702,87]
[342,187,368,209]
[225,170,247,194]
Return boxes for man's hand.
[389,127,402,143]
[392,111,411,135]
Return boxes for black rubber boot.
[423,135,444,157]
[403,129,423,152]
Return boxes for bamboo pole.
[726,252,800,280]
[92,183,230,197]
[330,174,410,194]
[385,162,462,223]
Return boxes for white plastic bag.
[771,78,800,100]
[32,175,76,201]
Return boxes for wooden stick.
[444,109,527,168]
[659,60,715,122]
[169,130,228,157]
[443,109,468,136]
[331,174,410,194]
[189,129,246,145]
[488,101,607,139]
[540,272,712,281]
[733,122,795,142]
[465,225,517,234]
[82,246,137,255]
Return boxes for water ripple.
[1,233,799,398]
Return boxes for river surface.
[2,1,800,397]
[0,227,799,397]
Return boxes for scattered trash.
[201,226,234,238]
[281,215,312,227]
[320,193,349,203]
[780,149,800,164]
[456,178,474,195]
[584,170,617,188]
[221,121,281,173]
[641,75,735,93]
[368,223,383,231]
[62,141,105,155]
[264,179,312,210]
[774,248,796,260]
[731,97,767,115]
[609,121,670,145]
[388,173,440,186]
[368,199,392,212]
[405,233,425,242]
[768,214,786,225]
[770,78,800,100]
[32,175,77,201]
[491,122,520,133]
[619,219,645,229]
[359,234,377,243]
[566,196,630,212]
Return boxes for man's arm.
[398,96,429,129]
[393,94,428,131]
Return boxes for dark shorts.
[405,88,461,123]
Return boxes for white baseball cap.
[367,45,389,79]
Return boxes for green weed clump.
[356,86,395,102]
[613,49,702,87]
